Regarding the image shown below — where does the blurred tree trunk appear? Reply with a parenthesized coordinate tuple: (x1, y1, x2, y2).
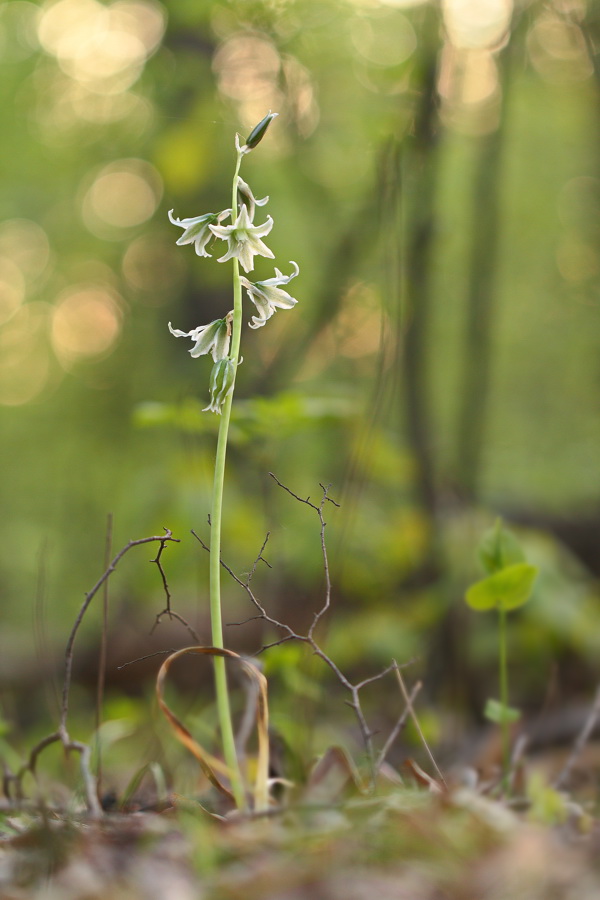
(395, 5, 442, 578)
(252, 188, 379, 396)
(454, 21, 518, 502)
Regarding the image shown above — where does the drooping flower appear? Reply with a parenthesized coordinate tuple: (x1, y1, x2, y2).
(168, 208, 231, 257)
(168, 313, 232, 360)
(240, 262, 300, 329)
(203, 358, 236, 414)
(237, 176, 268, 221)
(209, 205, 274, 273)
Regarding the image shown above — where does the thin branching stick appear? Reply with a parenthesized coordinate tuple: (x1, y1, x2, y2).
(194, 477, 422, 788)
(376, 676, 422, 775)
(394, 663, 446, 789)
(95, 512, 113, 798)
(7, 530, 179, 817)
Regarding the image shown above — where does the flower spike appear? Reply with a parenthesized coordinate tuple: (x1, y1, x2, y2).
(240, 262, 300, 329)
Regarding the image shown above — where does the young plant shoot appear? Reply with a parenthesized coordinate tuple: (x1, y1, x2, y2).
(465, 519, 538, 793)
(168, 113, 299, 811)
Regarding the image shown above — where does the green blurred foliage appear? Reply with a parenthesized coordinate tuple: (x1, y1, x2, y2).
(0, 0, 599, 760)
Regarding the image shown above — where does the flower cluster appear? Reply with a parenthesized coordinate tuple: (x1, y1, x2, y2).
(168, 112, 299, 413)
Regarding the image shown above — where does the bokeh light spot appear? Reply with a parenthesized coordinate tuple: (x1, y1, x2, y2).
(82, 159, 162, 237)
(0, 219, 51, 284)
(51, 285, 122, 364)
(443, 0, 513, 50)
(528, 10, 593, 85)
(37, 0, 165, 95)
(122, 234, 184, 302)
(213, 34, 284, 131)
(0, 259, 26, 326)
(350, 13, 417, 68)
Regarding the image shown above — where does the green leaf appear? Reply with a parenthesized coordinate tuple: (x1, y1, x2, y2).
(478, 518, 525, 575)
(465, 563, 538, 612)
(484, 698, 521, 724)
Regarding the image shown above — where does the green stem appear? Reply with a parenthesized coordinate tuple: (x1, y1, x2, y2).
(498, 606, 510, 793)
(209, 150, 246, 811)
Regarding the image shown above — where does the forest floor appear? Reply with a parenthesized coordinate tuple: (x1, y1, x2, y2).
(2, 758, 600, 900)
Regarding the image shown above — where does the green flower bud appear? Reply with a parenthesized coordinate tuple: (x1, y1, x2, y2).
(203, 358, 236, 414)
(244, 111, 278, 151)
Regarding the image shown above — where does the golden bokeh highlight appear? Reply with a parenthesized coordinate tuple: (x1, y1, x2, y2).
(0, 218, 51, 284)
(443, 0, 512, 50)
(0, 303, 51, 406)
(527, 10, 593, 85)
(122, 234, 184, 301)
(213, 34, 285, 134)
(33, 0, 164, 139)
(37, 0, 165, 95)
(438, 0, 513, 134)
(51, 285, 122, 365)
(0, 259, 26, 326)
(350, 11, 417, 68)
(81, 159, 162, 238)
(213, 32, 319, 143)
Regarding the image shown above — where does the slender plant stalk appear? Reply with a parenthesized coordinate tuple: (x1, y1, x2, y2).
(498, 605, 509, 792)
(209, 149, 246, 811)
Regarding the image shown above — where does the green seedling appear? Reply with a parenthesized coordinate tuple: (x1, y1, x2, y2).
(465, 518, 538, 792)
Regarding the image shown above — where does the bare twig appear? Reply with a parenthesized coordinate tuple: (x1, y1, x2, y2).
(117, 649, 178, 670)
(151, 609, 201, 644)
(376, 678, 422, 774)
(149, 530, 202, 642)
(95, 512, 113, 798)
(394, 663, 446, 789)
(151, 531, 176, 616)
(246, 532, 272, 581)
(9, 530, 179, 817)
(555, 683, 600, 789)
(195, 476, 415, 787)
(61, 530, 178, 736)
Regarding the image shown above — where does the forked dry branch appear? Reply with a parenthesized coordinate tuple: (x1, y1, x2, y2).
(193, 474, 432, 788)
(4, 530, 180, 818)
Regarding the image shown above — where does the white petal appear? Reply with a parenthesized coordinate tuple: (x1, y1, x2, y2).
(168, 322, 192, 338)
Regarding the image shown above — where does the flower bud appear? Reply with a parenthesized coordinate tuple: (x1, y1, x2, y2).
(203, 358, 236, 414)
(244, 111, 278, 151)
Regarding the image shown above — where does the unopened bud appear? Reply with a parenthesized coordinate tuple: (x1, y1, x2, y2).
(203, 358, 236, 414)
(244, 111, 278, 151)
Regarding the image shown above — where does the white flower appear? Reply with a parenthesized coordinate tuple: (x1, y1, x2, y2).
(209, 205, 274, 273)
(168, 313, 232, 360)
(240, 262, 299, 329)
(203, 358, 236, 414)
(237, 176, 268, 221)
(168, 208, 231, 257)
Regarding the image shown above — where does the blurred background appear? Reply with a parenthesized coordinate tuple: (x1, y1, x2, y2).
(1, 0, 599, 782)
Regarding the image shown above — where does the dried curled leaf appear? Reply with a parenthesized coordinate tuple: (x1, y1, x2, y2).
(156, 646, 270, 812)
